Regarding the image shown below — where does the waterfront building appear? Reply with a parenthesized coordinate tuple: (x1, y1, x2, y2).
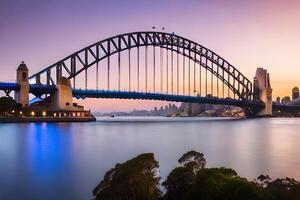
(1, 62, 96, 122)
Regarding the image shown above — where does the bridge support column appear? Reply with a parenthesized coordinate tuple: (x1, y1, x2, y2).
(53, 77, 73, 110)
(253, 68, 273, 116)
(15, 62, 29, 107)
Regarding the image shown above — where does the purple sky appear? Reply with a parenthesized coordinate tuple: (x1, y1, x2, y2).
(1, 0, 300, 111)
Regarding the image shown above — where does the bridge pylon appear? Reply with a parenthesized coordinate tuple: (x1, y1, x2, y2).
(15, 62, 29, 107)
(253, 68, 273, 116)
(53, 77, 74, 110)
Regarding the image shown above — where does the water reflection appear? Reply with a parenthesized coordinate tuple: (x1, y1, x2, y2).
(1, 117, 300, 200)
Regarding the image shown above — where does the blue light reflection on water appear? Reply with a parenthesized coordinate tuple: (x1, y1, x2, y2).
(1, 117, 300, 200)
(0, 123, 78, 200)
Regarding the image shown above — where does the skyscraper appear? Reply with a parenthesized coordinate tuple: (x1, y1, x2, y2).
(292, 87, 299, 100)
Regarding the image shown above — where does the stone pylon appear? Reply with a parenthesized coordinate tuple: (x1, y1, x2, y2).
(253, 68, 273, 116)
(53, 77, 74, 110)
(15, 62, 29, 107)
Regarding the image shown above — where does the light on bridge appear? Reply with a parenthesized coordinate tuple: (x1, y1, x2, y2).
(31, 111, 35, 116)
(42, 111, 47, 117)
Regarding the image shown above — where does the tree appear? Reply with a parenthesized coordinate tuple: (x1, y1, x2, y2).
(178, 150, 206, 173)
(93, 151, 300, 200)
(162, 167, 195, 200)
(0, 96, 19, 116)
(93, 153, 161, 200)
(256, 174, 272, 188)
(262, 177, 300, 200)
(188, 167, 265, 200)
(163, 151, 206, 200)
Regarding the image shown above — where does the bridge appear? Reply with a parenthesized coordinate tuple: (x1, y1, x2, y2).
(0, 31, 297, 117)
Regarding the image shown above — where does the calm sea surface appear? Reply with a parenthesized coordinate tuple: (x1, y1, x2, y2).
(1, 117, 300, 200)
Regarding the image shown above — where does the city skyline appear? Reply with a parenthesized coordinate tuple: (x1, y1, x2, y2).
(1, 0, 300, 111)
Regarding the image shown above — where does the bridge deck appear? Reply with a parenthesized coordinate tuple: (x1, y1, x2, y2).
(3, 82, 300, 113)
(0, 82, 56, 94)
(72, 89, 262, 108)
(0, 82, 19, 90)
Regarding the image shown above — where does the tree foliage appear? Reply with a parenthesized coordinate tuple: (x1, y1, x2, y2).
(178, 150, 206, 173)
(93, 151, 300, 200)
(257, 175, 300, 200)
(0, 96, 20, 116)
(188, 168, 264, 200)
(93, 153, 161, 200)
(162, 167, 195, 200)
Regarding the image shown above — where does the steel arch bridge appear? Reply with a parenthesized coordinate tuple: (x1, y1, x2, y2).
(17, 31, 264, 116)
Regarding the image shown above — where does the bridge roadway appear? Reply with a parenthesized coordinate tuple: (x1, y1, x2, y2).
(72, 89, 263, 108)
(0, 82, 263, 108)
(0, 82, 56, 94)
(73, 91, 300, 117)
(3, 81, 300, 115)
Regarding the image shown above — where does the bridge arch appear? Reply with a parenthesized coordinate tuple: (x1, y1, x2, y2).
(29, 31, 253, 101)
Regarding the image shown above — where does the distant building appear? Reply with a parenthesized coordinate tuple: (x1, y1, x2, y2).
(281, 96, 291, 105)
(292, 87, 299, 100)
(276, 97, 281, 104)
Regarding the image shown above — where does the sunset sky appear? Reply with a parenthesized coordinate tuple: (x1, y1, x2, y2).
(1, 0, 300, 112)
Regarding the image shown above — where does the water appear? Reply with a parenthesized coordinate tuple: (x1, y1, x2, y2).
(1, 117, 300, 200)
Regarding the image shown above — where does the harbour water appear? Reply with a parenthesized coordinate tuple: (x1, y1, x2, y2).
(1, 117, 300, 200)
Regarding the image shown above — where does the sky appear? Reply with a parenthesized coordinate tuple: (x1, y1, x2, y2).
(1, 0, 300, 112)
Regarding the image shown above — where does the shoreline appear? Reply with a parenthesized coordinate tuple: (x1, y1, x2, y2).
(0, 116, 96, 123)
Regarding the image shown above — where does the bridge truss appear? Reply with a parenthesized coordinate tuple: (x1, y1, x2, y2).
(29, 31, 253, 102)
